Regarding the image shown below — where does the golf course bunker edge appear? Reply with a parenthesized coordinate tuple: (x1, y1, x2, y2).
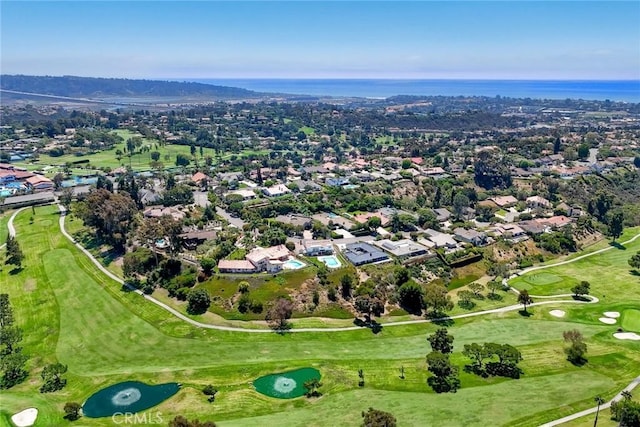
(82, 381, 180, 418)
(253, 367, 321, 399)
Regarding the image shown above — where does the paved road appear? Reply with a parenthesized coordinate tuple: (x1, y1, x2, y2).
(539, 375, 640, 427)
(51, 203, 597, 333)
(215, 206, 246, 228)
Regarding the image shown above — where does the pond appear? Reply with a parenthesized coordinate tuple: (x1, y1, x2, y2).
(83, 381, 180, 418)
(253, 368, 321, 399)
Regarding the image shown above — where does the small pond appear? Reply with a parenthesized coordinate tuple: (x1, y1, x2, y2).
(253, 367, 321, 399)
(83, 381, 180, 418)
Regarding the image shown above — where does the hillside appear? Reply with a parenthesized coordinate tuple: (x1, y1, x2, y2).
(0, 74, 260, 99)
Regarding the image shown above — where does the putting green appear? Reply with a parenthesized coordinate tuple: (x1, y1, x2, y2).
(523, 272, 563, 286)
(82, 381, 180, 418)
(622, 309, 640, 332)
(253, 368, 321, 399)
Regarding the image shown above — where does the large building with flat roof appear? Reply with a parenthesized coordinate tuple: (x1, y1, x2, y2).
(342, 242, 390, 266)
(373, 239, 432, 260)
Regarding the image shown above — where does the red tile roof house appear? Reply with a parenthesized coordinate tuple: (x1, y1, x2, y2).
(25, 175, 54, 191)
(191, 172, 210, 185)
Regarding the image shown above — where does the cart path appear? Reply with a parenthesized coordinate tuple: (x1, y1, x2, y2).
(539, 375, 640, 426)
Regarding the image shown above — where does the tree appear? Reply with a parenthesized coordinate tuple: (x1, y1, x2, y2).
(303, 378, 322, 397)
(186, 289, 211, 315)
(175, 153, 191, 167)
(487, 281, 502, 299)
(457, 290, 475, 310)
(424, 283, 453, 315)
(200, 258, 216, 276)
(563, 329, 587, 365)
(340, 273, 354, 299)
(571, 281, 591, 298)
(0, 294, 14, 328)
(484, 343, 523, 378)
(397, 281, 424, 314)
(0, 352, 28, 389)
(202, 384, 218, 402)
(5, 235, 24, 268)
(59, 187, 74, 211)
(517, 290, 533, 313)
(358, 368, 365, 387)
(95, 175, 113, 192)
(52, 173, 65, 190)
(452, 192, 470, 219)
(366, 216, 382, 230)
(426, 351, 460, 393)
(76, 189, 138, 250)
(40, 363, 68, 393)
(629, 251, 640, 270)
(151, 151, 161, 162)
(265, 298, 293, 332)
(593, 395, 605, 427)
(578, 144, 590, 160)
(474, 149, 512, 190)
(553, 137, 562, 154)
(361, 407, 397, 427)
(462, 343, 490, 372)
(63, 402, 82, 421)
(634, 156, 640, 168)
(607, 209, 624, 241)
(469, 282, 484, 298)
(427, 328, 454, 354)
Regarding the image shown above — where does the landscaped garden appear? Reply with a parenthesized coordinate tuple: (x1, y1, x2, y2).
(1, 206, 639, 426)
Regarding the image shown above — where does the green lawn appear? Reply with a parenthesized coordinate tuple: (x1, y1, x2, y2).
(622, 309, 640, 332)
(1, 208, 639, 426)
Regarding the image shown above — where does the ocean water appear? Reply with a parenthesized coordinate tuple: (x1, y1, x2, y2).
(194, 79, 640, 102)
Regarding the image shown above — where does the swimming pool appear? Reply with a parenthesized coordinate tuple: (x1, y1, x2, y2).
(318, 255, 341, 269)
(283, 258, 306, 270)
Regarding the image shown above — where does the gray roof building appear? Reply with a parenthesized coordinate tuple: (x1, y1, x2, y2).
(342, 242, 390, 266)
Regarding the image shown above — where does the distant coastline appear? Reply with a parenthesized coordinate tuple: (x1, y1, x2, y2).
(190, 78, 640, 102)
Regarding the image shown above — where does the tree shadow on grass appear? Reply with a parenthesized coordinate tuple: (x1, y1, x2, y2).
(518, 310, 533, 317)
(571, 295, 591, 302)
(9, 267, 23, 275)
(630, 270, 640, 277)
(353, 317, 384, 334)
(567, 357, 588, 367)
(609, 241, 626, 250)
(426, 312, 455, 327)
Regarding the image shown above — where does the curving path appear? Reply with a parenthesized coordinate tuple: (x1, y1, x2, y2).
(0, 207, 27, 250)
(539, 375, 640, 427)
(53, 205, 598, 333)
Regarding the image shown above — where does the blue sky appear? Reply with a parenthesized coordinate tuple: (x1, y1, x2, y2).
(1, 1, 639, 80)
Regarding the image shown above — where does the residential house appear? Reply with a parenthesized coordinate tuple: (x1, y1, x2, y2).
(453, 227, 488, 246)
(490, 223, 528, 242)
(246, 245, 291, 273)
(424, 229, 458, 249)
(217, 260, 257, 274)
(526, 196, 552, 209)
(191, 172, 210, 187)
(262, 184, 291, 197)
(490, 195, 518, 208)
(342, 242, 390, 266)
(433, 208, 452, 222)
(373, 239, 432, 260)
(302, 240, 334, 256)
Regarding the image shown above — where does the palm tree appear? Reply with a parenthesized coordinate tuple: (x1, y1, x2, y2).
(593, 395, 605, 427)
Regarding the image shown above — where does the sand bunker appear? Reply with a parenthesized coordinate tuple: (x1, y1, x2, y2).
(11, 408, 38, 427)
(599, 317, 617, 324)
(549, 310, 565, 318)
(613, 332, 640, 341)
(604, 311, 620, 318)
